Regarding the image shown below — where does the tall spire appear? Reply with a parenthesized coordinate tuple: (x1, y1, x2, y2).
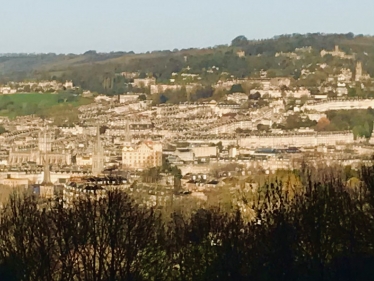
(42, 158, 52, 185)
(40, 124, 54, 199)
(96, 125, 101, 147)
(92, 125, 104, 176)
(41, 123, 52, 185)
(125, 120, 132, 143)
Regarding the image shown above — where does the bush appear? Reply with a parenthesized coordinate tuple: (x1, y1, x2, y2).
(2, 164, 374, 280)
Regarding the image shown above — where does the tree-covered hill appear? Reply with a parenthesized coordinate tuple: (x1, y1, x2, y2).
(1, 33, 373, 95)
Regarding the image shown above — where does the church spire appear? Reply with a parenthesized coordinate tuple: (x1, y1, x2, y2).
(41, 124, 52, 185)
(40, 124, 54, 199)
(92, 125, 104, 176)
(42, 157, 52, 185)
(125, 120, 132, 143)
(96, 125, 101, 147)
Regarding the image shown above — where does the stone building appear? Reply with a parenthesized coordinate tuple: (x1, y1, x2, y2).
(239, 131, 354, 148)
(8, 128, 70, 165)
(320, 45, 355, 60)
(132, 78, 156, 88)
(63, 176, 129, 208)
(191, 146, 218, 159)
(122, 140, 163, 170)
(301, 99, 374, 112)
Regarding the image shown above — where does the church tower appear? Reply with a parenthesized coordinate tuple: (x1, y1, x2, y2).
(92, 126, 104, 176)
(122, 120, 133, 170)
(38, 128, 53, 153)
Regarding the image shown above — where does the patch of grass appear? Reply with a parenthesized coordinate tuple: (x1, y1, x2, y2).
(0, 92, 93, 119)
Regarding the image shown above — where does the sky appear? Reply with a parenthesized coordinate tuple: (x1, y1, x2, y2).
(1, 0, 373, 54)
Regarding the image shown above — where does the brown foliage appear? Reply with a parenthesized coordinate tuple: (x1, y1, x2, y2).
(315, 116, 331, 131)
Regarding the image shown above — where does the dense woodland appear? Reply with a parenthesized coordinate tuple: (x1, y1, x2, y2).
(1, 163, 374, 280)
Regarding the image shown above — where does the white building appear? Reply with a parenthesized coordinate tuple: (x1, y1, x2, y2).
(302, 99, 374, 112)
(150, 84, 195, 95)
(227, 92, 248, 104)
(132, 78, 156, 88)
(336, 86, 348, 96)
(76, 155, 93, 166)
(175, 149, 194, 163)
(239, 131, 354, 148)
(122, 141, 163, 170)
(119, 94, 139, 103)
(191, 146, 218, 158)
(285, 88, 311, 98)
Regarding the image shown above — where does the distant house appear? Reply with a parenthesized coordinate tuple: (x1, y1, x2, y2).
(236, 50, 245, 58)
(119, 94, 139, 103)
(76, 155, 92, 166)
(227, 92, 248, 104)
(132, 78, 156, 88)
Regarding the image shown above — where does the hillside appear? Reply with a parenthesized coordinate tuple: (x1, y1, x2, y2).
(0, 33, 373, 95)
(0, 92, 93, 125)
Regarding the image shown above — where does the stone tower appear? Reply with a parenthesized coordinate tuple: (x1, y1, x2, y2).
(38, 128, 53, 153)
(92, 126, 104, 176)
(355, 61, 363, 82)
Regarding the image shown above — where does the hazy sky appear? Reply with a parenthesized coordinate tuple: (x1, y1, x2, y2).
(1, 0, 373, 54)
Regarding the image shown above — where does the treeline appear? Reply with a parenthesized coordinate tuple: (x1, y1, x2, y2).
(151, 86, 223, 104)
(319, 108, 374, 138)
(278, 108, 374, 139)
(1, 164, 374, 280)
(1, 34, 373, 96)
(232, 33, 363, 56)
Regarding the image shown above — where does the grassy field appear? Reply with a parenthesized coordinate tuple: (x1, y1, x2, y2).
(0, 92, 93, 119)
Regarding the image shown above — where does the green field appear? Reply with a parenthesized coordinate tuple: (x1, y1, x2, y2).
(0, 92, 93, 121)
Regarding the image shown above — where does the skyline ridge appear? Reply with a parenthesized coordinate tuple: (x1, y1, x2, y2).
(0, 32, 372, 56)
